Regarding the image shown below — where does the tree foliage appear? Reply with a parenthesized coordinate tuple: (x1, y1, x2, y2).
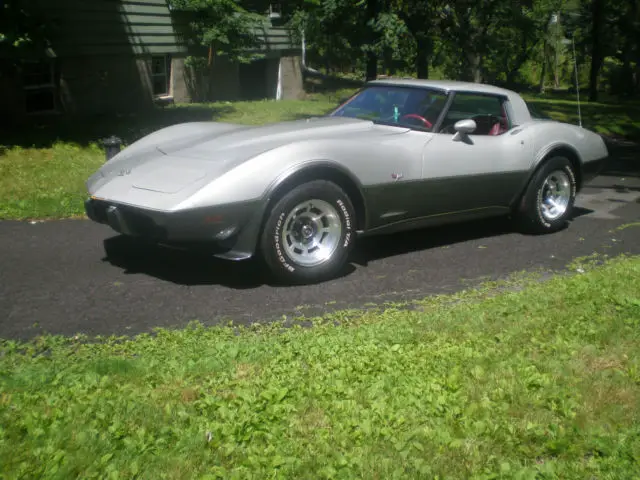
(168, 0, 266, 64)
(0, 0, 51, 56)
(4, 0, 640, 98)
(287, 0, 640, 98)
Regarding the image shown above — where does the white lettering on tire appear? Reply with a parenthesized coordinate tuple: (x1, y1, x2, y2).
(535, 186, 552, 228)
(336, 199, 353, 248)
(274, 212, 295, 272)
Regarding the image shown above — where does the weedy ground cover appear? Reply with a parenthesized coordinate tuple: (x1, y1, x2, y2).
(1, 255, 639, 479)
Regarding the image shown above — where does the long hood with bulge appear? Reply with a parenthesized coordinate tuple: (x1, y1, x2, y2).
(87, 116, 409, 211)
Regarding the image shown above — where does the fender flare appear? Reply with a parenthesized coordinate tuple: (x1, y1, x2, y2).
(511, 142, 584, 209)
(221, 160, 369, 260)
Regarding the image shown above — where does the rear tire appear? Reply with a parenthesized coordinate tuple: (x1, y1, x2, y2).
(260, 180, 356, 284)
(515, 156, 577, 234)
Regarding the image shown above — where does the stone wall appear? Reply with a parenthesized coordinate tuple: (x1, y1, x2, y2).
(172, 55, 303, 103)
(1, 51, 303, 121)
(170, 57, 191, 104)
(279, 55, 304, 100)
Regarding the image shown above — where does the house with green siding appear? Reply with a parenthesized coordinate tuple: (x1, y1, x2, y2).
(0, 0, 303, 119)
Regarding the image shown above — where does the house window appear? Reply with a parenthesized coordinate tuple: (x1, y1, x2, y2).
(269, 3, 282, 18)
(151, 55, 171, 97)
(22, 60, 57, 114)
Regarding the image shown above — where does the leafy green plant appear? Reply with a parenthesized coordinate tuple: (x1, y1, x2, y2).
(1, 256, 640, 478)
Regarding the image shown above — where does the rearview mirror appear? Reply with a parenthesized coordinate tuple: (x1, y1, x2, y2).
(452, 119, 476, 142)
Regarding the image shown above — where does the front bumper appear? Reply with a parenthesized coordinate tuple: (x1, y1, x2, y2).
(85, 197, 260, 253)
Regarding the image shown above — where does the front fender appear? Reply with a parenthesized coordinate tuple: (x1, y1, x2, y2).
(262, 158, 366, 202)
(177, 139, 369, 209)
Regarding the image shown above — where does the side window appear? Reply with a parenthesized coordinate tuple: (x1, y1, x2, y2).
(439, 93, 510, 136)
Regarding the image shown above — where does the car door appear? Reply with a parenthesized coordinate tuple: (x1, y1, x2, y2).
(418, 91, 532, 217)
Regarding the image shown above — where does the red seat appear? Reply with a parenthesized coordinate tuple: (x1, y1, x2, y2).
(488, 122, 502, 136)
(488, 117, 508, 136)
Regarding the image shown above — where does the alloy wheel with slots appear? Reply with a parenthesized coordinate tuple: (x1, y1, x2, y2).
(281, 199, 342, 267)
(538, 170, 572, 222)
(515, 155, 577, 234)
(260, 180, 356, 284)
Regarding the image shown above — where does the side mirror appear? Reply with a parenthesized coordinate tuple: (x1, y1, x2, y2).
(454, 119, 476, 133)
(452, 119, 476, 142)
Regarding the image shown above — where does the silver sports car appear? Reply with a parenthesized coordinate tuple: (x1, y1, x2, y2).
(85, 79, 608, 284)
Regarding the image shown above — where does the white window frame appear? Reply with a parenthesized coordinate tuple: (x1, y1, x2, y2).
(22, 59, 58, 115)
(150, 54, 172, 98)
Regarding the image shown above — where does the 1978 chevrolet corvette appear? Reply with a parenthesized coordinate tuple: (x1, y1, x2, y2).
(85, 79, 609, 284)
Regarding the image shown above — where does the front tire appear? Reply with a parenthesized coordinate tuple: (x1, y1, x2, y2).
(260, 180, 356, 284)
(515, 156, 577, 234)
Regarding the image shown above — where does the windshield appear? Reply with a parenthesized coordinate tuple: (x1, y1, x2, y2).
(330, 85, 450, 132)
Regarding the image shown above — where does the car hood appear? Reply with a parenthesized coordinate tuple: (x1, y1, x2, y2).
(157, 116, 405, 159)
(87, 116, 408, 210)
(95, 116, 406, 182)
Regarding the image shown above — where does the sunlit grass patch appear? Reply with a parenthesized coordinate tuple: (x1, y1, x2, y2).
(1, 255, 640, 478)
(0, 141, 104, 220)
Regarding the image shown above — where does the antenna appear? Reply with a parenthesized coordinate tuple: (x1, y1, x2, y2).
(571, 36, 582, 127)
(562, 35, 582, 127)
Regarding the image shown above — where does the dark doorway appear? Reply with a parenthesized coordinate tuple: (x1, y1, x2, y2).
(239, 59, 268, 100)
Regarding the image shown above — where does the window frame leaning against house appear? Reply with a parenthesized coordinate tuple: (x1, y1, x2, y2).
(21, 58, 59, 115)
(150, 53, 173, 99)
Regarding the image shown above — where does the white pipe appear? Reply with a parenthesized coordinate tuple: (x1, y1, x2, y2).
(276, 59, 283, 100)
(301, 28, 321, 75)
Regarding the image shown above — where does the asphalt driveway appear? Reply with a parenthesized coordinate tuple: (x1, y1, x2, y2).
(2, 142, 639, 340)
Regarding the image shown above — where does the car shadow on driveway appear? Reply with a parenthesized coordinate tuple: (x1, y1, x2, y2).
(102, 236, 268, 289)
(101, 208, 593, 288)
(102, 235, 358, 288)
(349, 208, 592, 267)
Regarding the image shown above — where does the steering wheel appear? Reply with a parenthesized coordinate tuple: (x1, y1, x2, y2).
(400, 114, 432, 128)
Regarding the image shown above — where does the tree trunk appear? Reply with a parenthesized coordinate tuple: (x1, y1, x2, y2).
(539, 40, 548, 93)
(366, 52, 377, 81)
(588, 0, 605, 102)
(415, 36, 430, 79)
(622, 0, 638, 96)
(467, 52, 482, 83)
(622, 48, 634, 96)
(506, 33, 537, 87)
(383, 48, 396, 76)
(365, 0, 379, 81)
(206, 44, 215, 102)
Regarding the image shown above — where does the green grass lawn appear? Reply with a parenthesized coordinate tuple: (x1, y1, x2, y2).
(0, 92, 345, 220)
(524, 92, 640, 140)
(1, 255, 640, 478)
(0, 143, 105, 220)
(0, 86, 637, 220)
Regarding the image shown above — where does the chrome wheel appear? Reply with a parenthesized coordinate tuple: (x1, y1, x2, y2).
(282, 199, 342, 267)
(538, 170, 571, 221)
